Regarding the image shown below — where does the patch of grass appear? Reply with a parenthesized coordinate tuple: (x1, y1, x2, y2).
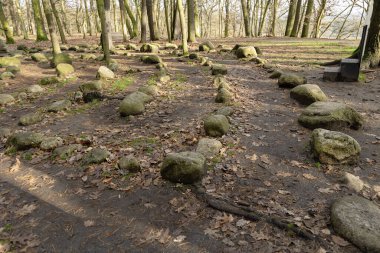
(21, 151, 33, 161)
(0, 108, 5, 113)
(111, 75, 134, 92)
(147, 75, 158, 86)
(69, 99, 101, 114)
(173, 73, 188, 84)
(2, 224, 12, 232)
(5, 146, 17, 156)
(358, 72, 366, 83)
(315, 162, 321, 169)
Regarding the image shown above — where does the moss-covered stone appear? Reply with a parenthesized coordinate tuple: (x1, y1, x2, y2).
(189, 53, 198, 59)
(40, 137, 64, 151)
(19, 112, 44, 126)
(236, 46, 257, 58)
(311, 128, 361, 165)
(269, 69, 284, 79)
(5, 65, 20, 74)
(141, 55, 162, 64)
(82, 148, 110, 165)
(215, 88, 233, 103)
(204, 115, 230, 137)
(31, 53, 48, 62)
(215, 106, 234, 116)
(165, 43, 178, 49)
(126, 43, 138, 50)
(47, 100, 71, 112)
(40, 76, 59, 85)
(119, 92, 151, 117)
(0, 72, 15, 80)
(138, 85, 159, 96)
(80, 53, 97, 60)
(211, 64, 227, 75)
(196, 138, 222, 158)
(96, 66, 115, 79)
(27, 85, 44, 93)
(118, 155, 141, 172)
(140, 44, 159, 53)
(199, 41, 215, 52)
(53, 144, 81, 159)
(298, 102, 363, 130)
(290, 84, 328, 105)
(161, 151, 206, 184)
(278, 73, 307, 88)
(51, 53, 72, 67)
(56, 63, 75, 78)
(0, 94, 15, 106)
(80, 81, 103, 103)
(6, 132, 44, 151)
(0, 57, 21, 67)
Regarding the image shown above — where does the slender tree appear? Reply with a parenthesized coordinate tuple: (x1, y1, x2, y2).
(32, 0, 48, 41)
(271, 0, 278, 36)
(301, 0, 313, 37)
(313, 0, 326, 38)
(164, 0, 171, 41)
(0, 2, 15, 43)
(290, 0, 302, 37)
(187, 0, 196, 42)
(240, 0, 250, 37)
(97, 0, 111, 66)
(362, 0, 380, 68)
(177, 0, 188, 55)
(147, 0, 158, 40)
(224, 0, 230, 37)
(141, 0, 148, 42)
(41, 0, 61, 55)
(285, 0, 297, 36)
(124, 0, 138, 38)
(50, 0, 67, 43)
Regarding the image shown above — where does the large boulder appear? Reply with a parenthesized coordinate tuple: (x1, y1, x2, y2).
(236, 46, 257, 59)
(96, 66, 115, 79)
(278, 73, 307, 88)
(19, 112, 44, 126)
(310, 128, 361, 165)
(0, 94, 15, 106)
(6, 132, 44, 151)
(82, 148, 110, 165)
(161, 152, 206, 184)
(56, 63, 75, 78)
(331, 196, 380, 252)
(0, 57, 21, 67)
(47, 99, 71, 112)
(204, 115, 230, 137)
(298, 102, 363, 130)
(31, 53, 48, 62)
(141, 55, 162, 64)
(196, 138, 222, 158)
(51, 53, 72, 67)
(140, 44, 159, 53)
(211, 64, 227, 75)
(290, 84, 328, 105)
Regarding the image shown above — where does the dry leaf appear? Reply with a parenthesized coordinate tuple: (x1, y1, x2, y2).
(277, 172, 292, 177)
(278, 190, 291, 195)
(84, 220, 95, 227)
(303, 173, 316, 180)
(15, 203, 38, 217)
(173, 235, 186, 243)
(318, 188, 333, 194)
(332, 235, 350, 246)
(260, 154, 272, 165)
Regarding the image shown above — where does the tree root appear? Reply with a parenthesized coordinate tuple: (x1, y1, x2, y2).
(193, 185, 329, 247)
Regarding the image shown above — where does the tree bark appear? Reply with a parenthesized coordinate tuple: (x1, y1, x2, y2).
(41, 0, 61, 55)
(177, 0, 188, 55)
(141, 0, 148, 43)
(187, 0, 196, 42)
(194, 0, 200, 37)
(285, 0, 296, 36)
(258, 0, 271, 36)
(97, 0, 111, 66)
(146, 0, 158, 40)
(362, 0, 380, 68)
(118, 0, 129, 41)
(32, 0, 48, 41)
(290, 0, 302, 37)
(313, 0, 326, 38)
(0, 2, 15, 44)
(164, 0, 171, 41)
(50, 0, 67, 43)
(124, 0, 138, 38)
(240, 0, 250, 37)
(224, 0, 230, 37)
(301, 0, 313, 37)
(83, 0, 93, 36)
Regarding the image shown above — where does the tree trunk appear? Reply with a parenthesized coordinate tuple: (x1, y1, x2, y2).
(258, 0, 271, 36)
(83, 0, 93, 35)
(50, 0, 67, 43)
(224, 0, 230, 37)
(118, 0, 129, 41)
(301, 0, 313, 37)
(285, 0, 297, 36)
(177, 0, 188, 55)
(313, 0, 326, 38)
(0, 2, 15, 44)
(41, 0, 61, 55)
(187, 0, 196, 42)
(60, 0, 72, 36)
(164, 0, 171, 41)
(240, 0, 250, 37)
(270, 0, 278, 36)
(362, 0, 380, 68)
(290, 0, 302, 37)
(141, 0, 148, 43)
(32, 0, 48, 41)
(170, 0, 177, 40)
(146, 0, 158, 40)
(97, 0, 111, 66)
(15, 0, 29, 39)
(194, 0, 200, 37)
(336, 0, 356, 39)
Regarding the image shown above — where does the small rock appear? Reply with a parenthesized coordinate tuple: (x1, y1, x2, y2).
(80, 53, 97, 60)
(211, 64, 227, 75)
(140, 44, 159, 53)
(189, 53, 198, 59)
(215, 106, 234, 116)
(290, 84, 328, 105)
(6, 132, 44, 151)
(269, 69, 284, 79)
(53, 144, 82, 159)
(236, 46, 257, 58)
(204, 115, 230, 137)
(161, 151, 206, 184)
(27, 85, 44, 93)
(40, 76, 59, 85)
(0, 128, 11, 138)
(96, 66, 115, 79)
(138, 85, 159, 96)
(196, 138, 222, 158)
(56, 63, 75, 78)
(51, 53, 72, 67)
(80, 81, 103, 103)
(82, 148, 110, 165)
(5, 65, 20, 74)
(48, 99, 71, 112)
(118, 155, 141, 173)
(31, 53, 48, 62)
(165, 43, 178, 49)
(278, 73, 307, 88)
(199, 41, 215, 51)
(126, 43, 138, 50)
(141, 55, 162, 64)
(40, 137, 64, 151)
(215, 88, 233, 103)
(341, 172, 364, 192)
(19, 112, 44, 126)
(0, 72, 15, 80)
(0, 57, 21, 68)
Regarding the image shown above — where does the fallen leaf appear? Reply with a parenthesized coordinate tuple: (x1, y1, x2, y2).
(303, 173, 316, 180)
(318, 188, 333, 194)
(332, 235, 350, 246)
(173, 235, 186, 243)
(15, 204, 38, 217)
(276, 172, 292, 177)
(84, 220, 95, 227)
(260, 154, 272, 165)
(278, 190, 291, 195)
(236, 219, 250, 227)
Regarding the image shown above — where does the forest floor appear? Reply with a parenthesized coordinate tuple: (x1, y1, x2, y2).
(0, 36, 379, 253)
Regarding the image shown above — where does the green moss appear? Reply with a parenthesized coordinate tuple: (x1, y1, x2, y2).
(358, 73, 366, 83)
(147, 75, 157, 86)
(68, 100, 100, 114)
(111, 75, 134, 92)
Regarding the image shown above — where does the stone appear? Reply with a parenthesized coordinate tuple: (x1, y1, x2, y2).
(278, 73, 307, 88)
(159, 75, 170, 84)
(269, 69, 284, 79)
(0, 57, 21, 67)
(51, 53, 72, 67)
(109, 62, 119, 72)
(211, 64, 227, 75)
(196, 138, 222, 158)
(236, 46, 257, 58)
(48, 100, 71, 112)
(0, 128, 11, 138)
(0, 94, 15, 106)
(6, 132, 44, 151)
(80, 81, 103, 103)
(118, 155, 141, 173)
(250, 57, 267, 65)
(17, 44, 28, 51)
(215, 88, 233, 103)
(290, 84, 328, 105)
(141, 55, 162, 64)
(40, 137, 64, 151)
(189, 53, 198, 59)
(60, 45, 69, 51)
(161, 151, 206, 184)
(82, 148, 110, 165)
(199, 41, 215, 51)
(298, 102, 363, 130)
(127, 91, 153, 104)
(27, 85, 44, 93)
(53, 144, 82, 159)
(19, 112, 44, 126)
(119, 97, 145, 116)
(218, 82, 230, 91)
(140, 44, 159, 53)
(6, 65, 20, 74)
(341, 172, 364, 192)
(165, 43, 178, 49)
(0, 72, 15, 80)
(17, 92, 27, 100)
(213, 76, 227, 88)
(215, 106, 233, 116)
(96, 66, 115, 79)
(40, 76, 59, 85)
(204, 115, 230, 137)
(126, 43, 138, 50)
(80, 53, 97, 60)
(31, 53, 48, 62)
(331, 196, 380, 252)
(310, 128, 361, 165)
(138, 85, 159, 96)
(56, 63, 75, 78)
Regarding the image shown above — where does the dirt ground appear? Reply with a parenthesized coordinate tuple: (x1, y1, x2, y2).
(0, 36, 379, 253)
